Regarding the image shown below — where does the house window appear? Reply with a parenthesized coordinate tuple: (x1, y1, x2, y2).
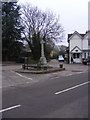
(84, 53, 86, 59)
(88, 52, 89, 57)
(73, 53, 75, 58)
(88, 40, 90, 46)
(77, 53, 79, 58)
(76, 50, 78, 52)
(73, 53, 79, 58)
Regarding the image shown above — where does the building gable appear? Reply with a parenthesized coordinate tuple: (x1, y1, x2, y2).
(68, 31, 83, 41)
(71, 46, 82, 53)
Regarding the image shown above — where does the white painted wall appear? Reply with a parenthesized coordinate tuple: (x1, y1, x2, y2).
(71, 47, 82, 53)
(70, 34, 82, 52)
(83, 36, 88, 50)
(88, 1, 90, 30)
(69, 31, 90, 63)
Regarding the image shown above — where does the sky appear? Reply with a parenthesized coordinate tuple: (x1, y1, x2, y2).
(18, 0, 89, 46)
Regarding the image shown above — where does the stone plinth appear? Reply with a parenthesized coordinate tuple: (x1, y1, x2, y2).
(40, 56, 47, 65)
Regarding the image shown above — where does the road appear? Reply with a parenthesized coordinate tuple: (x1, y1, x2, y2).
(1, 70, 88, 118)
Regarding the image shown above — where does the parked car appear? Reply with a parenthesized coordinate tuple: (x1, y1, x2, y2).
(82, 58, 90, 65)
(58, 55, 64, 62)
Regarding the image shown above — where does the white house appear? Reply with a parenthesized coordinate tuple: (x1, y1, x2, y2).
(68, 30, 90, 63)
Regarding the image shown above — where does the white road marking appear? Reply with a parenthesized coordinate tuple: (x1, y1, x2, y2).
(65, 74, 73, 76)
(50, 71, 87, 79)
(11, 71, 33, 80)
(76, 71, 88, 74)
(65, 71, 88, 77)
(51, 77, 59, 79)
(55, 81, 90, 95)
(0, 105, 21, 113)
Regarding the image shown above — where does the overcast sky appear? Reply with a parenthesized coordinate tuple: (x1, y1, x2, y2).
(18, 0, 89, 46)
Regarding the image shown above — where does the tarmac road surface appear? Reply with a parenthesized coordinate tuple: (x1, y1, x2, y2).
(2, 71, 88, 118)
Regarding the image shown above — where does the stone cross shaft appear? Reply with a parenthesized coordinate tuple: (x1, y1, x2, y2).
(40, 39, 47, 65)
(40, 40, 45, 57)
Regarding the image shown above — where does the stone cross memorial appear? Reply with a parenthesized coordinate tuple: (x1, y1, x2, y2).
(40, 39, 47, 65)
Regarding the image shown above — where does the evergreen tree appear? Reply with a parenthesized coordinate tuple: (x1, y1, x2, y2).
(31, 32, 41, 61)
(2, 2, 24, 61)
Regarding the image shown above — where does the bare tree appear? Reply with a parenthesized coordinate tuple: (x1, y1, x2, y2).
(20, 4, 64, 60)
(20, 4, 64, 44)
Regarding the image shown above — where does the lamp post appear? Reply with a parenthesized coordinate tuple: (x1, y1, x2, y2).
(40, 39, 47, 65)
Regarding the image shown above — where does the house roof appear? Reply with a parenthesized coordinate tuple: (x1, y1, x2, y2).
(68, 30, 90, 42)
(80, 34, 85, 37)
(68, 31, 85, 42)
(68, 34, 73, 39)
(68, 33, 85, 39)
(83, 30, 90, 38)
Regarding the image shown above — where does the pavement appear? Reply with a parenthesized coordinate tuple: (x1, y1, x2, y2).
(2, 59, 88, 88)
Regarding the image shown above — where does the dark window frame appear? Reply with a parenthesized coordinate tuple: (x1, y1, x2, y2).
(88, 40, 90, 46)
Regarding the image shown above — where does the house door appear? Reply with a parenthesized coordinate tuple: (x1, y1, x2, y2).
(73, 53, 81, 63)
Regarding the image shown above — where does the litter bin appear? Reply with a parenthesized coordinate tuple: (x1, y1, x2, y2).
(24, 57, 28, 69)
(59, 63, 63, 68)
(24, 57, 28, 64)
